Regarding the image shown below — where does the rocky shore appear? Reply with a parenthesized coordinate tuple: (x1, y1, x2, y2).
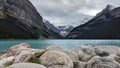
(0, 43, 120, 68)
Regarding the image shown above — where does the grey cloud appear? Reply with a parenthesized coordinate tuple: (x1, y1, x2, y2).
(30, 0, 120, 26)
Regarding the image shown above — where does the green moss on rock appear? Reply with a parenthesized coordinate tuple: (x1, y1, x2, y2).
(4, 61, 13, 67)
(115, 57, 120, 64)
(97, 52, 109, 57)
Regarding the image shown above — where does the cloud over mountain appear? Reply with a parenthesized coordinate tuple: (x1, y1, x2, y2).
(30, 0, 120, 26)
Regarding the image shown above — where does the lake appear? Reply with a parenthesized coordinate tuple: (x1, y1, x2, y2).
(0, 40, 120, 51)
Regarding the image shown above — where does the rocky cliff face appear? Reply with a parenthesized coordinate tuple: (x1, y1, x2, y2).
(44, 20, 60, 34)
(44, 20, 63, 39)
(0, 0, 53, 39)
(66, 5, 120, 39)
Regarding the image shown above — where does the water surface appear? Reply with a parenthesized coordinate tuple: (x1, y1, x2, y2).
(0, 40, 120, 51)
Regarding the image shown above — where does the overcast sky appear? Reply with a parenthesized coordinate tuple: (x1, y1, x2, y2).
(30, 0, 120, 26)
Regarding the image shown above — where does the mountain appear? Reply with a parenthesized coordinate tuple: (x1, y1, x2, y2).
(57, 26, 74, 37)
(66, 5, 120, 39)
(44, 20, 60, 34)
(44, 20, 63, 39)
(0, 0, 53, 39)
(57, 26, 74, 33)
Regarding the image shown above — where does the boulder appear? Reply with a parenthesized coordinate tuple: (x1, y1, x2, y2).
(39, 50, 73, 68)
(46, 46, 79, 61)
(13, 48, 45, 63)
(46, 45, 63, 51)
(94, 46, 120, 56)
(72, 45, 95, 61)
(0, 65, 5, 68)
(8, 63, 46, 68)
(7, 43, 30, 57)
(86, 56, 120, 68)
(63, 51, 79, 62)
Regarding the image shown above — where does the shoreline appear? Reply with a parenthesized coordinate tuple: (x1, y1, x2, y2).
(0, 43, 120, 68)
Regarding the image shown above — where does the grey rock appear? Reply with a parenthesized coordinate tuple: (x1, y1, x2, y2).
(94, 46, 120, 55)
(72, 45, 95, 62)
(0, 56, 14, 67)
(39, 50, 73, 68)
(74, 61, 87, 68)
(46, 45, 64, 51)
(47, 47, 79, 61)
(8, 63, 46, 68)
(86, 56, 120, 68)
(0, 65, 5, 68)
(13, 48, 45, 63)
(7, 43, 30, 57)
(63, 51, 79, 62)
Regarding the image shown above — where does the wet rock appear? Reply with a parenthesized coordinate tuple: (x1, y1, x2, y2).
(39, 50, 73, 68)
(72, 45, 95, 61)
(86, 56, 120, 68)
(8, 63, 46, 68)
(7, 43, 30, 57)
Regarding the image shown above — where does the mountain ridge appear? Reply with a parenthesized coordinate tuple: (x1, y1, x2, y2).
(0, 0, 53, 39)
(66, 5, 120, 39)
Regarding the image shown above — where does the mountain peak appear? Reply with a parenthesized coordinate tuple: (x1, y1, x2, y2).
(105, 4, 116, 11)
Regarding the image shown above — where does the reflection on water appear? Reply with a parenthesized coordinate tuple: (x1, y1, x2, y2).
(0, 40, 120, 51)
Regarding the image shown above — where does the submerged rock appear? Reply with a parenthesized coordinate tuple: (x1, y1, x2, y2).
(39, 50, 73, 68)
(8, 63, 46, 68)
(7, 43, 30, 57)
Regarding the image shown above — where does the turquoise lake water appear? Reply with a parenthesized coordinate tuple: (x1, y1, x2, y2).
(0, 40, 120, 51)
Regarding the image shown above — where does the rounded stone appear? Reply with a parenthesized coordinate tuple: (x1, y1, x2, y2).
(39, 50, 73, 68)
(46, 45, 63, 51)
(0, 65, 5, 68)
(7, 43, 30, 57)
(13, 49, 45, 63)
(87, 56, 120, 68)
(72, 45, 95, 61)
(8, 63, 46, 68)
